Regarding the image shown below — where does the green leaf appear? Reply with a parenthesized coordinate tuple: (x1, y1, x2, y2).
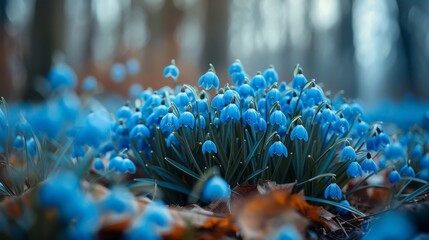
(164, 157, 200, 180)
(305, 196, 366, 217)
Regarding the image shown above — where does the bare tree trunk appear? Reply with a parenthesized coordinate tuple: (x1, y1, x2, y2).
(201, 0, 230, 72)
(24, 0, 65, 101)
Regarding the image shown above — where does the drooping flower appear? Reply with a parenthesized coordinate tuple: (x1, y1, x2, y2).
(160, 108, 179, 134)
(166, 133, 180, 148)
(356, 120, 369, 136)
(269, 105, 287, 126)
(120, 158, 137, 174)
(410, 144, 424, 160)
(201, 176, 231, 202)
(262, 66, 279, 86)
(163, 60, 180, 79)
(389, 169, 401, 184)
(291, 67, 307, 91)
(339, 142, 356, 161)
(228, 60, 243, 76)
(249, 72, 267, 94)
(269, 135, 288, 157)
(176, 88, 190, 108)
(336, 199, 351, 215)
(179, 111, 195, 129)
(347, 159, 363, 178)
(202, 140, 217, 154)
(212, 89, 225, 110)
(108, 156, 124, 173)
(400, 161, 415, 178)
(81, 76, 97, 92)
(126, 58, 140, 76)
(116, 103, 133, 120)
(94, 157, 105, 171)
(321, 108, 336, 124)
(220, 100, 240, 123)
(237, 80, 255, 99)
(420, 155, 429, 169)
(242, 103, 259, 127)
(198, 69, 220, 90)
(266, 83, 282, 108)
(13, 135, 24, 150)
(363, 211, 416, 240)
(129, 122, 150, 140)
(334, 116, 350, 134)
(270, 225, 301, 240)
(290, 124, 308, 142)
(110, 63, 127, 82)
(324, 182, 342, 200)
(361, 152, 378, 174)
(47, 63, 77, 89)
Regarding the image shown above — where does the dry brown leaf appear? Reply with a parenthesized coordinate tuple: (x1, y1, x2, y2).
(233, 189, 309, 239)
(231, 182, 258, 201)
(257, 179, 297, 194)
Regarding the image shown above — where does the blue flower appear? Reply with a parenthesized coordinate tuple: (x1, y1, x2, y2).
(71, 144, 86, 158)
(163, 61, 180, 79)
(339, 144, 356, 162)
(202, 140, 217, 154)
(290, 124, 308, 142)
(166, 133, 180, 148)
(363, 211, 416, 240)
(198, 70, 220, 90)
(108, 156, 124, 172)
(389, 169, 401, 184)
(266, 84, 282, 108)
(336, 200, 351, 215)
(223, 88, 239, 104)
(400, 162, 415, 178)
(334, 117, 350, 134)
(201, 176, 231, 202)
(120, 158, 136, 174)
(304, 87, 324, 106)
(94, 158, 104, 171)
(81, 76, 97, 92)
(321, 108, 336, 124)
(13, 136, 24, 150)
(26, 137, 37, 157)
(262, 66, 279, 86)
(195, 115, 206, 129)
(383, 143, 406, 161)
(291, 68, 307, 91)
(116, 104, 133, 120)
(420, 155, 429, 169)
(270, 225, 301, 240)
(237, 81, 255, 99)
(347, 160, 363, 178)
(220, 101, 240, 123)
(176, 88, 190, 108)
(356, 120, 369, 136)
(361, 152, 378, 174)
(125, 201, 172, 240)
(269, 135, 288, 157)
(257, 118, 267, 132)
(242, 104, 259, 127)
(101, 187, 136, 214)
(228, 60, 243, 75)
(324, 182, 342, 200)
(110, 63, 127, 82)
(232, 71, 246, 86)
(126, 58, 140, 75)
(212, 90, 225, 110)
(160, 109, 179, 134)
(249, 72, 267, 94)
(129, 123, 150, 140)
(410, 145, 423, 160)
(47, 63, 77, 89)
(179, 111, 195, 128)
(269, 105, 287, 126)
(129, 83, 143, 99)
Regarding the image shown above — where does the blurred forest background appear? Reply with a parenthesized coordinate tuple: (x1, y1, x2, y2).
(0, 0, 428, 106)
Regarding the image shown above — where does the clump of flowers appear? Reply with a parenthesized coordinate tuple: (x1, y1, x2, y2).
(0, 60, 428, 239)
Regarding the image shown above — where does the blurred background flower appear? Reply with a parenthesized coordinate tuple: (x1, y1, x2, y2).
(0, 0, 428, 109)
